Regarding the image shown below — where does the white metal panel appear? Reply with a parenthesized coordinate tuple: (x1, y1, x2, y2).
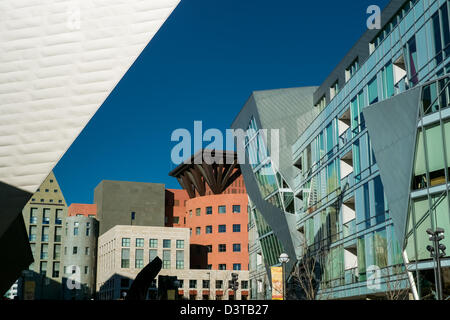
(0, 0, 180, 193)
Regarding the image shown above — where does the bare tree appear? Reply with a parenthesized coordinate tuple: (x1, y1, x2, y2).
(383, 264, 411, 300)
(288, 240, 325, 300)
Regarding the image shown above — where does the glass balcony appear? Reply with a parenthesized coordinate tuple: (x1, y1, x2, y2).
(341, 172, 354, 190)
(339, 128, 352, 149)
(394, 76, 409, 95)
(344, 267, 359, 285)
(343, 219, 356, 238)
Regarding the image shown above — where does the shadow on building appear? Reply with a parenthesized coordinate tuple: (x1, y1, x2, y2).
(0, 182, 33, 296)
(189, 245, 208, 269)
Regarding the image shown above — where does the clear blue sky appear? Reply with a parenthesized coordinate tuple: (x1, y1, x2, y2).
(54, 0, 390, 205)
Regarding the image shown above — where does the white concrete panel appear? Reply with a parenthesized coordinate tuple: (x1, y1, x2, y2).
(0, 0, 180, 193)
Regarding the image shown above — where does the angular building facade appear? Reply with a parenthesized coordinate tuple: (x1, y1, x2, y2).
(233, 0, 450, 300)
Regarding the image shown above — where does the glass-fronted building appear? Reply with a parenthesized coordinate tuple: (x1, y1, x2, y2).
(233, 0, 450, 299)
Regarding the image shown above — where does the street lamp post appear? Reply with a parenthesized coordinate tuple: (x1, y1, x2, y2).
(279, 253, 289, 300)
(426, 228, 446, 300)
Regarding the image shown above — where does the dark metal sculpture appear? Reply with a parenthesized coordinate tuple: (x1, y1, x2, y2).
(169, 150, 241, 198)
(125, 257, 162, 300)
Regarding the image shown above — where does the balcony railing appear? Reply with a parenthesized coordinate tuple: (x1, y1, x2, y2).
(343, 219, 356, 238)
(344, 267, 359, 285)
(341, 172, 354, 190)
(394, 76, 409, 95)
(339, 128, 352, 149)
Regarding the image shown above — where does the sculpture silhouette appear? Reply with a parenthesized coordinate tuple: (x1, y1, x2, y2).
(125, 256, 162, 300)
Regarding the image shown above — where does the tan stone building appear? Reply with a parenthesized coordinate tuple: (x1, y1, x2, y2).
(97, 225, 249, 300)
(20, 171, 67, 299)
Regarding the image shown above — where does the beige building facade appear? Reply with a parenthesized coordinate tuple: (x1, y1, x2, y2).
(97, 225, 249, 300)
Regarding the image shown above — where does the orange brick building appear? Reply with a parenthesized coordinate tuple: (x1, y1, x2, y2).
(169, 150, 249, 272)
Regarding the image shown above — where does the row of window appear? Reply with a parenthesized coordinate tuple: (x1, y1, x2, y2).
(63, 265, 90, 276)
(193, 224, 241, 235)
(68, 221, 92, 237)
(29, 226, 62, 242)
(65, 246, 91, 256)
(121, 238, 184, 249)
(120, 249, 185, 270)
(29, 208, 63, 225)
(189, 205, 241, 217)
(208, 243, 242, 253)
(31, 198, 63, 203)
(172, 279, 248, 290)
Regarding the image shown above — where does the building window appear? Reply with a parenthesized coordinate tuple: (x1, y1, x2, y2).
(29, 225, 36, 242)
(85, 247, 90, 255)
(232, 224, 241, 232)
(189, 280, 197, 289)
(218, 205, 226, 214)
(42, 208, 50, 224)
(207, 264, 212, 270)
(176, 250, 184, 269)
(196, 227, 201, 235)
(122, 238, 130, 247)
(40, 262, 47, 276)
(53, 244, 61, 259)
(232, 205, 241, 213)
(330, 81, 339, 100)
(176, 240, 184, 249)
(73, 226, 79, 236)
(196, 208, 201, 216)
(84, 266, 89, 275)
(202, 280, 210, 289)
(136, 238, 144, 247)
(216, 280, 223, 289)
(55, 209, 63, 225)
(149, 249, 158, 263)
(206, 207, 212, 215)
(149, 239, 158, 248)
(73, 246, 78, 255)
(189, 210, 192, 217)
(206, 226, 212, 234)
(54, 227, 62, 242)
(218, 225, 226, 233)
(40, 244, 48, 259)
(173, 216, 180, 224)
(163, 239, 171, 248)
(206, 245, 212, 253)
(121, 248, 130, 268)
(233, 264, 242, 271)
(42, 226, 49, 242)
(163, 250, 171, 269)
(30, 208, 37, 224)
(218, 264, 226, 270)
(345, 58, 359, 82)
(135, 249, 144, 268)
(218, 244, 226, 252)
(86, 222, 91, 236)
(233, 244, 241, 252)
(241, 281, 248, 289)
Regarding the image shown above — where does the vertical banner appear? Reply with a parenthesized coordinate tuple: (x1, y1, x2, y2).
(271, 266, 283, 300)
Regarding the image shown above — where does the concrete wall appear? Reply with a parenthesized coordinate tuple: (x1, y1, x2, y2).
(94, 180, 165, 235)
